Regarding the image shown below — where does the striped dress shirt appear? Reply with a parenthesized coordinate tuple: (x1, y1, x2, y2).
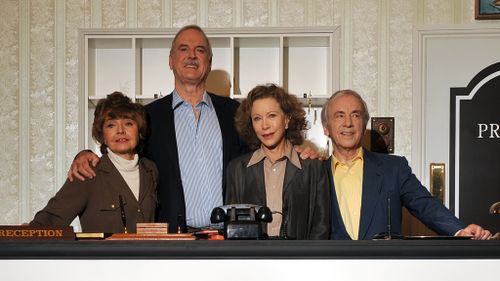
(173, 91, 223, 228)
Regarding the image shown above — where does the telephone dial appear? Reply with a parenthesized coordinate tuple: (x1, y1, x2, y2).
(210, 204, 273, 240)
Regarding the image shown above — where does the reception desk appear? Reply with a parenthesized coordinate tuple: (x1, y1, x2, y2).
(2, 240, 500, 280)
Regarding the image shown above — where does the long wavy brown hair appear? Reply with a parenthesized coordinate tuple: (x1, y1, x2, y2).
(235, 84, 308, 150)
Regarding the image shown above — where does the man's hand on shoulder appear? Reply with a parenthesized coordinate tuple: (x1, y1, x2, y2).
(457, 224, 492, 240)
(67, 150, 100, 182)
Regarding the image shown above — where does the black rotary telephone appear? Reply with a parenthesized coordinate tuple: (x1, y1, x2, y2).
(210, 204, 273, 240)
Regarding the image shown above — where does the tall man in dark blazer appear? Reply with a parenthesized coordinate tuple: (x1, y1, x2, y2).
(70, 25, 246, 232)
(141, 25, 249, 232)
(321, 89, 491, 240)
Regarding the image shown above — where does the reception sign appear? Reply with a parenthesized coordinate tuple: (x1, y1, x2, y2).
(450, 62, 500, 233)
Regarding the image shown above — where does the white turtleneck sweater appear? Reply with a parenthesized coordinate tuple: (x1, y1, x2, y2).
(107, 148, 140, 201)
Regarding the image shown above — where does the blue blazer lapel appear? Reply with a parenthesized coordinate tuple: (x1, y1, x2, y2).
(326, 157, 351, 239)
(145, 93, 181, 182)
(358, 149, 384, 240)
(210, 93, 229, 167)
(164, 94, 180, 174)
(209, 93, 243, 199)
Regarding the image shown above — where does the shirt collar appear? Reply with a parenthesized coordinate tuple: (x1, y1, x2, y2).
(332, 147, 363, 171)
(247, 140, 302, 169)
(172, 90, 213, 110)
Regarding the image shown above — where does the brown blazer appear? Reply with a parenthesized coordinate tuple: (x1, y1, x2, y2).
(225, 152, 330, 239)
(30, 154, 158, 233)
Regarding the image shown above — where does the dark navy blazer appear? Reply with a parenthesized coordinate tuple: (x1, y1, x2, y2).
(327, 149, 464, 240)
(144, 92, 247, 232)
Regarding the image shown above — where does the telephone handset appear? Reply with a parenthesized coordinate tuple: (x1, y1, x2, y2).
(210, 204, 273, 240)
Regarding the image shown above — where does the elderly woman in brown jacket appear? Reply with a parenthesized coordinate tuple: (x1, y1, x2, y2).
(30, 92, 158, 233)
(226, 84, 330, 239)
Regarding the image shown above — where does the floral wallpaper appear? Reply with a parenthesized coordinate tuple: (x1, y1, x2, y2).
(208, 0, 233, 27)
(0, 0, 483, 224)
(29, 0, 55, 214)
(0, 0, 20, 223)
(424, 0, 454, 25)
(65, 0, 90, 175)
(172, 0, 197, 27)
(314, 0, 335, 26)
(278, 0, 306, 26)
(351, 0, 378, 117)
(243, 0, 270, 26)
(138, 0, 162, 28)
(102, 0, 127, 28)
(388, 0, 414, 159)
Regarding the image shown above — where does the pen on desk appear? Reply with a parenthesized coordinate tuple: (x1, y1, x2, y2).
(118, 195, 128, 233)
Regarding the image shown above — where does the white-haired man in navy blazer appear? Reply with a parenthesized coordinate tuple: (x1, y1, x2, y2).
(321, 89, 491, 240)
